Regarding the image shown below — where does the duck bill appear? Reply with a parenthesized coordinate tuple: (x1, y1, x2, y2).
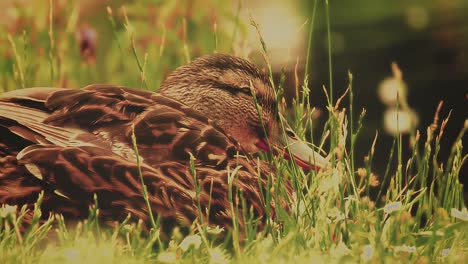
(256, 132, 329, 171)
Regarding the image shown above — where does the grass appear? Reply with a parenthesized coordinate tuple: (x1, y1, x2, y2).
(1, 1, 467, 263)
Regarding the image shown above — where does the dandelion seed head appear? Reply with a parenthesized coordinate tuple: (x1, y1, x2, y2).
(378, 77, 407, 106)
(384, 108, 418, 135)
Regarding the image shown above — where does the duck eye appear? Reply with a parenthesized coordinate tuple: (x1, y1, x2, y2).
(285, 129, 297, 139)
(239, 86, 252, 96)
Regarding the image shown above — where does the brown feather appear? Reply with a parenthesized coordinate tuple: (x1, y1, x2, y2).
(0, 54, 297, 235)
(0, 84, 291, 233)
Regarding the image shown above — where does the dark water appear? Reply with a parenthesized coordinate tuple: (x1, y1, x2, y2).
(294, 0, 467, 198)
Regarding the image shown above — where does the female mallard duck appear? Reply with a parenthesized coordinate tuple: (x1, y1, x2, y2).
(0, 54, 327, 231)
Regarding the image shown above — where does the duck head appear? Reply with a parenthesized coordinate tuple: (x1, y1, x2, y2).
(158, 53, 328, 170)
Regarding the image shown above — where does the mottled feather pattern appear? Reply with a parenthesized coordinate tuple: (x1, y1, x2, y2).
(0, 84, 291, 232)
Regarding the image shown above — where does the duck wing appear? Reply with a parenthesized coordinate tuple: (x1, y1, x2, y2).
(2, 84, 238, 166)
(0, 85, 287, 230)
(13, 143, 275, 230)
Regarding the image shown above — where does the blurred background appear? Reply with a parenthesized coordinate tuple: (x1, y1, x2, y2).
(246, 0, 468, 195)
(0, 0, 467, 191)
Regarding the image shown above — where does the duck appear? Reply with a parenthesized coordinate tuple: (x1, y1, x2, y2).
(0, 53, 328, 232)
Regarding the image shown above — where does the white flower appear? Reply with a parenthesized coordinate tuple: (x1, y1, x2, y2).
(179, 235, 202, 251)
(157, 252, 177, 263)
(451, 208, 468, 221)
(0, 204, 17, 218)
(361, 244, 374, 261)
(207, 225, 224, 235)
(383, 201, 402, 214)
